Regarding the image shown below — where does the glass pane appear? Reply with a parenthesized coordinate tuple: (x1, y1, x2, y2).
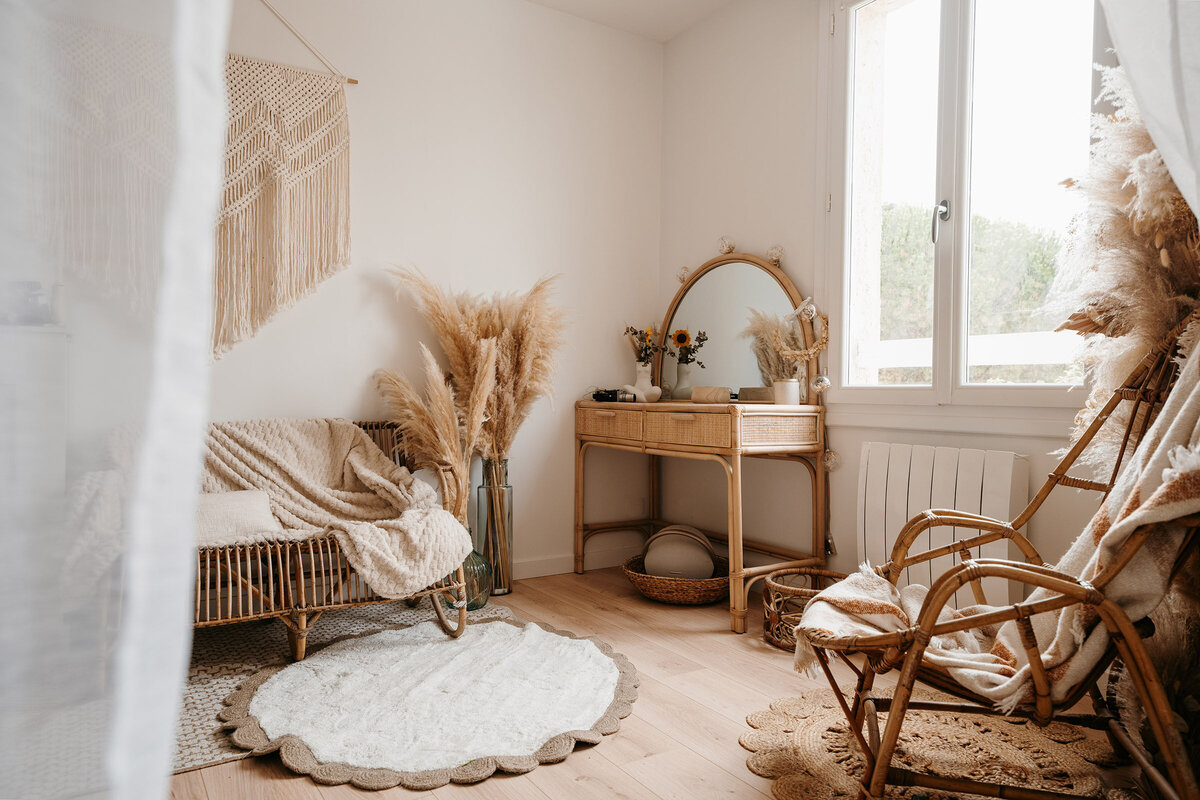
(846, 0, 941, 387)
(965, 0, 1091, 385)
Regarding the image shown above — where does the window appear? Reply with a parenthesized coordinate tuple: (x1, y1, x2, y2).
(827, 0, 1105, 403)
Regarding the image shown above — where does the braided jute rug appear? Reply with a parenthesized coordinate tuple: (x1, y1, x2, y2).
(742, 686, 1126, 799)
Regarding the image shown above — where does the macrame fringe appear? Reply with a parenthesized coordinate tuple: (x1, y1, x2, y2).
(213, 55, 351, 357)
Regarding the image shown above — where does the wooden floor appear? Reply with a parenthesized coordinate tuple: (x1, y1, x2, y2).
(170, 567, 849, 800)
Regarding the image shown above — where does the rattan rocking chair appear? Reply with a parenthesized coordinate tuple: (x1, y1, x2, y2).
(801, 313, 1200, 800)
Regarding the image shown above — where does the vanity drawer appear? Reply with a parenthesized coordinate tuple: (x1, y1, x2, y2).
(644, 411, 731, 448)
(742, 414, 820, 447)
(577, 408, 642, 441)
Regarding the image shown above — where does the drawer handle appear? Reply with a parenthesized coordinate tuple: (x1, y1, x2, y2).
(594, 410, 616, 418)
(669, 413, 696, 421)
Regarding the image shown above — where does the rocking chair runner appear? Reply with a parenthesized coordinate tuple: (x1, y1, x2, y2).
(798, 312, 1200, 800)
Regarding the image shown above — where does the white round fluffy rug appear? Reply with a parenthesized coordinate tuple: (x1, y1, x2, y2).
(219, 619, 638, 791)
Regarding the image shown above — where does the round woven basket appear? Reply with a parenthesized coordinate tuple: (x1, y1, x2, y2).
(763, 567, 846, 651)
(622, 526, 729, 605)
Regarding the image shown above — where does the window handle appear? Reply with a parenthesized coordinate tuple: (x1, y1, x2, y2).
(931, 200, 951, 244)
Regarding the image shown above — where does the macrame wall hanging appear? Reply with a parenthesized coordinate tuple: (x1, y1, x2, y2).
(214, 0, 356, 357)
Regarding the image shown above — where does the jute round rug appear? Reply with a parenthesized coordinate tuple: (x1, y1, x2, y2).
(219, 617, 638, 791)
(741, 686, 1121, 800)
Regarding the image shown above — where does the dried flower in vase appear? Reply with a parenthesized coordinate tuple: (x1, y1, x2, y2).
(373, 341, 497, 524)
(670, 328, 707, 368)
(625, 324, 667, 365)
(1049, 65, 1200, 465)
(387, 268, 565, 595)
(741, 309, 805, 384)
(392, 268, 565, 463)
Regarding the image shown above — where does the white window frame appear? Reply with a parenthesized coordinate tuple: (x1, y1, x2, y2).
(812, 0, 1115, 412)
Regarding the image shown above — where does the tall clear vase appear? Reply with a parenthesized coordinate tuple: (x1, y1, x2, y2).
(477, 458, 513, 595)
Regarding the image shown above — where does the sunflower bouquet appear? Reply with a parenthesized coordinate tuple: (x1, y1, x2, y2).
(625, 324, 667, 365)
(670, 328, 707, 368)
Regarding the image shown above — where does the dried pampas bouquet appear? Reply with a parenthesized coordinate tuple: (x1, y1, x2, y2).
(742, 309, 805, 384)
(1050, 65, 1200, 466)
(741, 305, 829, 387)
(391, 268, 566, 463)
(374, 341, 496, 524)
(380, 268, 565, 593)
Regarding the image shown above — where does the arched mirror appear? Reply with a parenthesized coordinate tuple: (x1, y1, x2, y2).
(653, 252, 821, 402)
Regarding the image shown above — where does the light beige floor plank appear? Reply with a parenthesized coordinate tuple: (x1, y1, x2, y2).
(522, 746, 661, 800)
(593, 711, 773, 799)
(496, 588, 705, 679)
(528, 572, 836, 699)
(174, 569, 814, 800)
(627, 673, 778, 796)
(169, 769, 211, 800)
(430, 773, 553, 800)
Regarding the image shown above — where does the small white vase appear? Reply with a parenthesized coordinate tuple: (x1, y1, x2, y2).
(622, 362, 661, 403)
(673, 362, 695, 400)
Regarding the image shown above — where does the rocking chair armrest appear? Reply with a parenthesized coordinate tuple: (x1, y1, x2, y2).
(915, 558, 1100, 638)
(882, 512, 1042, 585)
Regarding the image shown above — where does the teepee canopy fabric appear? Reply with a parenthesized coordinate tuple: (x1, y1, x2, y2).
(1101, 0, 1200, 215)
(0, 1, 229, 798)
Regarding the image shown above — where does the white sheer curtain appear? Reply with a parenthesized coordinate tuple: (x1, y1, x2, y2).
(0, 1, 230, 798)
(1101, 0, 1200, 213)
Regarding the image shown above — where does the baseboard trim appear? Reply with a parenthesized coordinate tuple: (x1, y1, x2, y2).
(513, 543, 642, 580)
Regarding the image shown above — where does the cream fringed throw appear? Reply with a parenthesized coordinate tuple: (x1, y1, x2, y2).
(202, 419, 470, 598)
(214, 55, 351, 356)
(796, 325, 1200, 712)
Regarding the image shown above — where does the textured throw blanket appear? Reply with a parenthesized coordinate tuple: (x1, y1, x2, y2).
(202, 418, 471, 599)
(797, 330, 1200, 712)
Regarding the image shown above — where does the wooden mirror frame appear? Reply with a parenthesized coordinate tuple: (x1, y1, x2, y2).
(652, 252, 820, 399)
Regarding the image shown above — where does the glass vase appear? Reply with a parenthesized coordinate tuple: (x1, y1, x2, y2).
(444, 549, 492, 611)
(477, 458, 513, 595)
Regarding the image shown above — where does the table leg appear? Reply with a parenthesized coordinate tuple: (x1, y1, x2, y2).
(649, 454, 661, 525)
(728, 451, 745, 633)
(574, 438, 586, 574)
(815, 452, 828, 560)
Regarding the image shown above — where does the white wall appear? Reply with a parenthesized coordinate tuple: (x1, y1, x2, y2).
(213, 0, 1101, 582)
(215, 0, 664, 577)
(653, 0, 824, 570)
(655, 0, 1100, 575)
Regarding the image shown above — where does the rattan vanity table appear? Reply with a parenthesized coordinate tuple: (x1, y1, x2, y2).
(573, 248, 830, 634)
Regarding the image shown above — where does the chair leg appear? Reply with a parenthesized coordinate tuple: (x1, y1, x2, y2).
(287, 610, 308, 661)
(863, 640, 928, 799)
(431, 566, 468, 639)
(852, 665, 878, 730)
(864, 699, 881, 755)
(1090, 675, 1132, 763)
(1103, 614, 1200, 800)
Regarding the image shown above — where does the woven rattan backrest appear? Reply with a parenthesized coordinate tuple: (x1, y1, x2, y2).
(353, 420, 408, 469)
(1011, 312, 1197, 531)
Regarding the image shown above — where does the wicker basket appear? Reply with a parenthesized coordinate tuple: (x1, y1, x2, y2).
(622, 526, 729, 605)
(763, 567, 847, 651)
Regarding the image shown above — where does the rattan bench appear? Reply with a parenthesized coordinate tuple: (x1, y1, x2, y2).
(192, 420, 467, 660)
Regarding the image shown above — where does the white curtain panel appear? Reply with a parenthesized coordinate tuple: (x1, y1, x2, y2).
(1101, 0, 1200, 213)
(0, 1, 230, 799)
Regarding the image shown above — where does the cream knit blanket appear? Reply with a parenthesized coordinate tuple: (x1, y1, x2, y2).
(202, 418, 470, 599)
(796, 331, 1200, 712)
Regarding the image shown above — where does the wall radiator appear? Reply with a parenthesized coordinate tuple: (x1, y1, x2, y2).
(857, 442, 1029, 606)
